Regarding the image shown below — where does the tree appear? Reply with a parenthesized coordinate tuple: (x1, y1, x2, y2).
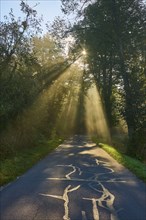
(60, 0, 146, 158)
(0, 0, 74, 131)
(0, 1, 42, 128)
(33, 35, 62, 67)
(0, 1, 42, 76)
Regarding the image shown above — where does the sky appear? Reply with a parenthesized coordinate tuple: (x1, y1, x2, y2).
(0, 0, 69, 33)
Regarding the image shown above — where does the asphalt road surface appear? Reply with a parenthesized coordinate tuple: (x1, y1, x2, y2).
(0, 135, 146, 220)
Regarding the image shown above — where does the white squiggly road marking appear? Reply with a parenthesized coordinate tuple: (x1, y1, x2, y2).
(40, 158, 124, 220)
(81, 159, 120, 220)
(95, 159, 114, 176)
(81, 211, 87, 220)
(46, 177, 126, 183)
(66, 165, 77, 179)
(57, 164, 82, 179)
(82, 159, 114, 179)
(83, 197, 99, 220)
(95, 159, 100, 165)
(86, 182, 119, 220)
(40, 185, 80, 220)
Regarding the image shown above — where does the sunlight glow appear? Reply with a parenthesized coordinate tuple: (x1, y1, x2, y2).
(82, 49, 87, 56)
(55, 66, 83, 135)
(1, 64, 111, 147)
(85, 83, 111, 142)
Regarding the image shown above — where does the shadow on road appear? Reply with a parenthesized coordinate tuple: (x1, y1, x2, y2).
(0, 135, 146, 220)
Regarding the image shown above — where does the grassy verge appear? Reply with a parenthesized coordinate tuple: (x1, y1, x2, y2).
(0, 137, 63, 186)
(94, 139, 146, 183)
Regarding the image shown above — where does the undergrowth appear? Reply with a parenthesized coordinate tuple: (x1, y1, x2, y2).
(93, 138, 146, 183)
(0, 137, 63, 186)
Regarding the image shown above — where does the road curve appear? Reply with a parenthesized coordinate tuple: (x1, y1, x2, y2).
(0, 135, 146, 220)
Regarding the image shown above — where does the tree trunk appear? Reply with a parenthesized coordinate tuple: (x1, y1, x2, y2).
(110, 0, 135, 139)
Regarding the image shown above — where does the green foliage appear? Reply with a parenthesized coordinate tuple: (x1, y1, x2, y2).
(33, 34, 63, 68)
(0, 64, 83, 161)
(0, 72, 38, 128)
(0, 1, 42, 128)
(60, 0, 146, 158)
(0, 1, 68, 132)
(96, 142, 146, 183)
(0, 137, 63, 186)
(0, 0, 145, 170)
(0, 2, 72, 178)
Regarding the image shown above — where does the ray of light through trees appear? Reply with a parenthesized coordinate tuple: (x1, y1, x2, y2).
(0, 0, 146, 161)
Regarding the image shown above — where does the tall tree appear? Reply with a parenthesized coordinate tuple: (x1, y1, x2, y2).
(0, 1, 42, 128)
(60, 0, 146, 157)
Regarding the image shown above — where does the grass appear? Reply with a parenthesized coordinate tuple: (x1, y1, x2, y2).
(94, 140, 146, 183)
(1, 134, 145, 186)
(0, 137, 63, 186)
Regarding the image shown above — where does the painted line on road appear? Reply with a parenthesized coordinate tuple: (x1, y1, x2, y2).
(46, 177, 127, 183)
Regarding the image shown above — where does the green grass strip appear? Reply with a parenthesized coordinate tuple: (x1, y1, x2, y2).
(0, 138, 63, 186)
(98, 143, 146, 183)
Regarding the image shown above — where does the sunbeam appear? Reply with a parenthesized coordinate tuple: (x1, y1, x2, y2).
(0, 63, 110, 151)
(0, 65, 80, 149)
(55, 65, 83, 135)
(85, 82, 111, 142)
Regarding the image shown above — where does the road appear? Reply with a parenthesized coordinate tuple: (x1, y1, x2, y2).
(0, 135, 146, 220)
